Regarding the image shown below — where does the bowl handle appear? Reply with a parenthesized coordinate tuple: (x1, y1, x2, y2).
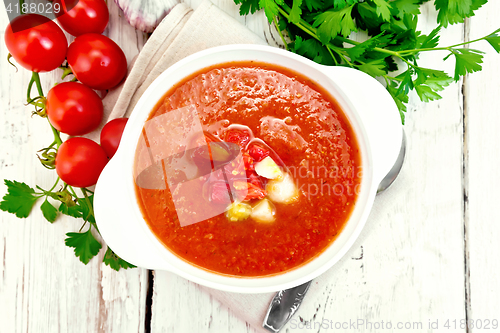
(94, 156, 170, 270)
(321, 65, 403, 184)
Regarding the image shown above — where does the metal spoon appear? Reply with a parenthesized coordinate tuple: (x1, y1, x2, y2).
(263, 130, 407, 333)
(377, 131, 406, 193)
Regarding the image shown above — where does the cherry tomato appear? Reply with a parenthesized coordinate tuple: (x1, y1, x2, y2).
(224, 128, 251, 148)
(248, 144, 270, 162)
(242, 152, 255, 171)
(247, 171, 264, 189)
(54, 0, 109, 36)
(56, 137, 108, 188)
(242, 182, 267, 201)
(4, 14, 67, 72)
(67, 33, 127, 90)
(46, 82, 103, 136)
(100, 118, 128, 158)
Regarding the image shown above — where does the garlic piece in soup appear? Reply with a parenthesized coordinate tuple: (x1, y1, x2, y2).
(255, 156, 283, 180)
(251, 199, 276, 223)
(266, 173, 299, 204)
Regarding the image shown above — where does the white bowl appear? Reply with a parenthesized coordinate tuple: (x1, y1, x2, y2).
(94, 44, 402, 293)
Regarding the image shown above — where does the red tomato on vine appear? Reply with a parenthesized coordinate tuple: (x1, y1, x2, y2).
(54, 0, 109, 36)
(46, 82, 104, 136)
(4, 14, 67, 72)
(100, 118, 128, 158)
(67, 33, 127, 90)
(56, 137, 108, 188)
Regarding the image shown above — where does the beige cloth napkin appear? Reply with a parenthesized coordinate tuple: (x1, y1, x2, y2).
(91, 1, 341, 331)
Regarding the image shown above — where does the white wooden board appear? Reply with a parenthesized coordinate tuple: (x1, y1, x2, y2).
(2, 0, 500, 332)
(0, 3, 149, 333)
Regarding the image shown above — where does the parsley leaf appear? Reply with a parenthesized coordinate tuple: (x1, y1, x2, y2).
(59, 201, 83, 219)
(103, 247, 136, 271)
(346, 43, 369, 62)
(415, 68, 453, 92)
(234, 0, 260, 15)
(412, 67, 453, 102)
(293, 36, 336, 65)
(259, 0, 284, 22)
(304, 0, 324, 12)
(372, 0, 392, 21)
(355, 2, 381, 31)
(415, 85, 441, 102)
(434, 0, 487, 27)
(41, 199, 58, 223)
(415, 85, 442, 102)
(333, 0, 347, 9)
(0, 180, 40, 218)
(417, 25, 441, 49)
(356, 59, 387, 77)
(289, 0, 303, 24)
(313, 5, 356, 43)
(77, 195, 95, 224)
(65, 228, 102, 265)
(386, 81, 409, 124)
(391, 0, 423, 18)
(485, 28, 500, 53)
(447, 48, 484, 81)
(333, 0, 359, 10)
(396, 69, 414, 95)
(346, 33, 394, 62)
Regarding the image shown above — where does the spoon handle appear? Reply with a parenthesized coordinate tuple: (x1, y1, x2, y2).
(263, 280, 312, 332)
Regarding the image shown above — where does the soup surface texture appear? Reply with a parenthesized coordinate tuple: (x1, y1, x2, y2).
(134, 62, 361, 277)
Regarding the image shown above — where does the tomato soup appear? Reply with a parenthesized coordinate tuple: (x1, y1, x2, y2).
(134, 62, 361, 277)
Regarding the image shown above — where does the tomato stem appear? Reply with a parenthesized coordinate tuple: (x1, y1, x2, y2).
(48, 118, 63, 148)
(60, 67, 74, 80)
(67, 185, 79, 199)
(19, 0, 25, 14)
(7, 54, 18, 72)
(28, 72, 63, 149)
(27, 73, 49, 117)
(32, 72, 44, 96)
(27, 73, 36, 103)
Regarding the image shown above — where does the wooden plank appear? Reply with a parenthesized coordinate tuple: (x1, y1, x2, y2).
(464, 1, 500, 331)
(0, 4, 149, 333)
(150, 2, 467, 333)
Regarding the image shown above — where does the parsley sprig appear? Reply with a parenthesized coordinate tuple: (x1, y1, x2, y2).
(0, 71, 134, 271)
(234, 0, 500, 123)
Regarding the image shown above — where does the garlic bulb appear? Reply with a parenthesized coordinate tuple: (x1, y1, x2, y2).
(114, 0, 180, 33)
